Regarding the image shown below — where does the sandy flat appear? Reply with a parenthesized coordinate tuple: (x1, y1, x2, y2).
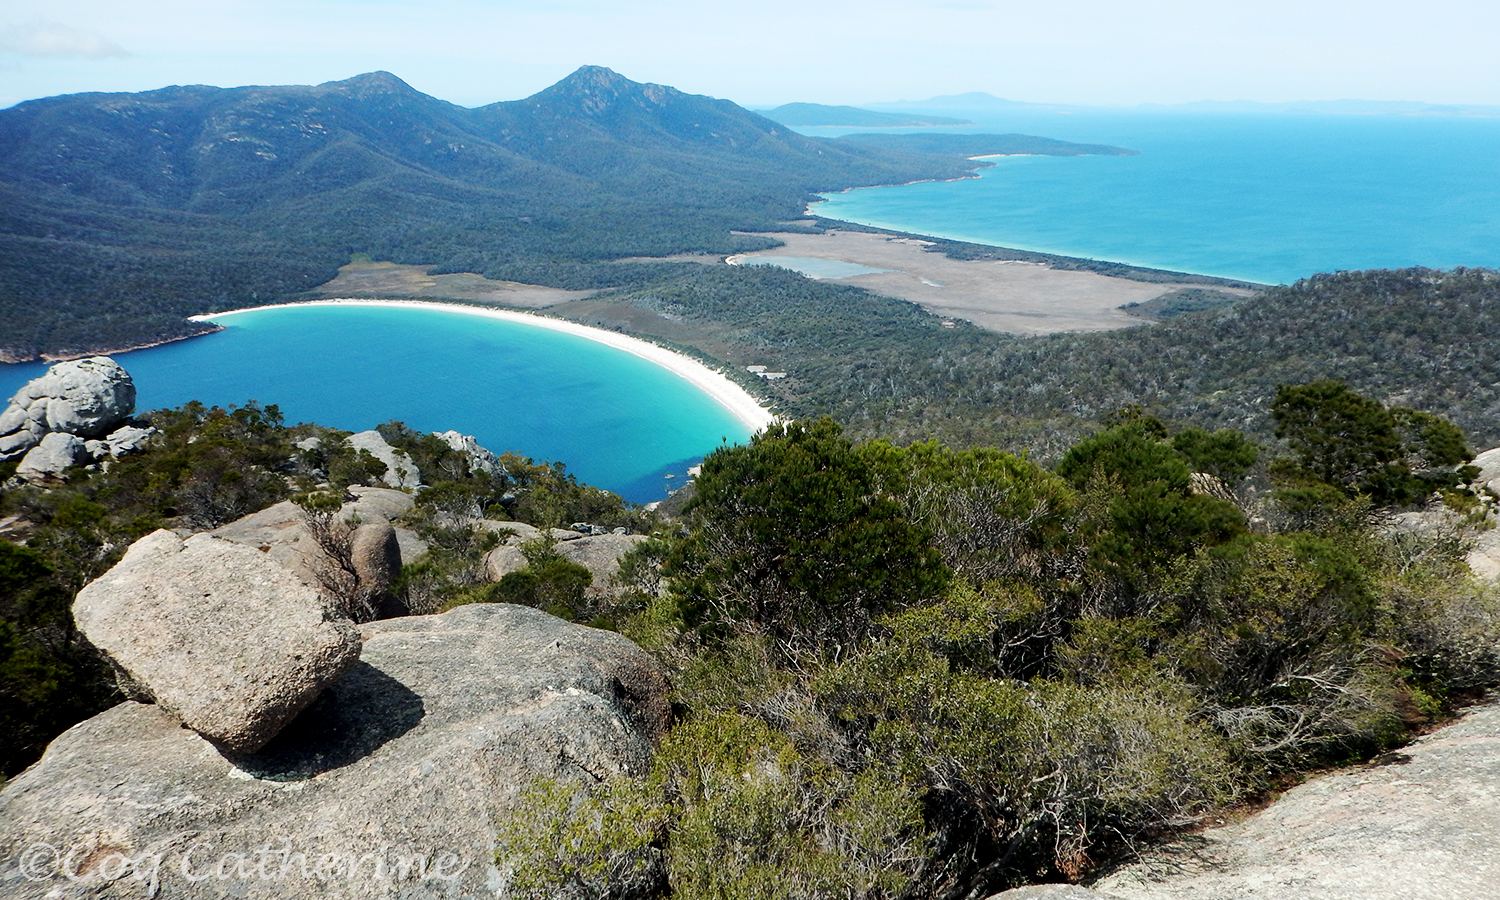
(730, 231, 1253, 335)
(191, 300, 777, 434)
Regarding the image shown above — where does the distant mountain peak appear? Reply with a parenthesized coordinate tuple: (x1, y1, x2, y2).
(319, 71, 420, 98)
(560, 65, 634, 91)
(532, 65, 679, 115)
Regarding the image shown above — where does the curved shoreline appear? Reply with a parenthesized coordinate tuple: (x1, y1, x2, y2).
(190, 299, 778, 434)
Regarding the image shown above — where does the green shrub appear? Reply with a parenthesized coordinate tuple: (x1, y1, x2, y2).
(496, 712, 927, 900)
(665, 419, 948, 651)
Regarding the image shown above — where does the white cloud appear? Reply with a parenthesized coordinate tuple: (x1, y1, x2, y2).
(0, 21, 128, 58)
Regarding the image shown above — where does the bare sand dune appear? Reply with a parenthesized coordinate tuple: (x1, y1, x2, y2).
(732, 231, 1254, 335)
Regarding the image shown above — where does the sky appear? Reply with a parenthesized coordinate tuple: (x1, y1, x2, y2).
(2, 1, 1498, 111)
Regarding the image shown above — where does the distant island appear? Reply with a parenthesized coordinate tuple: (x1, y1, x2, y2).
(761, 102, 974, 127)
(833, 132, 1137, 157)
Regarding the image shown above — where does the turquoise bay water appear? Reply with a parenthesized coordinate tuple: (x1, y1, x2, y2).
(0, 305, 753, 503)
(802, 112, 1500, 285)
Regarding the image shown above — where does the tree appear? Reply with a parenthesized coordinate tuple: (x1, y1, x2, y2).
(1171, 427, 1259, 483)
(0, 542, 119, 776)
(1271, 380, 1475, 506)
(1271, 380, 1403, 494)
(665, 419, 948, 651)
(1056, 422, 1246, 602)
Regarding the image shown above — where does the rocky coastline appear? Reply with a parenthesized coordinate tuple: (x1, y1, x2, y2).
(0, 324, 226, 365)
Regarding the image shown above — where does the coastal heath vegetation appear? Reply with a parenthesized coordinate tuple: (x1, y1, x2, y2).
(3, 379, 1497, 894)
(497, 394, 1500, 898)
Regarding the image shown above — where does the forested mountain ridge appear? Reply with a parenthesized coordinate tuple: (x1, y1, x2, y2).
(0, 66, 1125, 361)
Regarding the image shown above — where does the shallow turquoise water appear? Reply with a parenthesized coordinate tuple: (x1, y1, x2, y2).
(0, 305, 754, 503)
(738, 256, 890, 279)
(802, 112, 1500, 285)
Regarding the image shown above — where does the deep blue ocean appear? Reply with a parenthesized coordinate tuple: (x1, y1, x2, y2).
(800, 110, 1500, 285)
(0, 305, 752, 503)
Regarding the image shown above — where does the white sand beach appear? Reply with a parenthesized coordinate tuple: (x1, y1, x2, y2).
(191, 299, 778, 434)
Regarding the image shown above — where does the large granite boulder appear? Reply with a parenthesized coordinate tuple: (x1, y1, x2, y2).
(72, 530, 362, 752)
(483, 530, 643, 597)
(0, 604, 671, 900)
(15, 432, 87, 482)
(351, 520, 406, 617)
(83, 424, 156, 460)
(208, 486, 427, 588)
(556, 533, 650, 596)
(347, 430, 421, 490)
(1470, 446, 1500, 494)
(485, 542, 530, 580)
(0, 357, 135, 461)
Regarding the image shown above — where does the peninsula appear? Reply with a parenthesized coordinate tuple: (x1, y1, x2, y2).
(0, 66, 1128, 364)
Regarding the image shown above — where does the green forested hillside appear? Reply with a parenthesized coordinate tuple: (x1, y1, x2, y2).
(0, 67, 1124, 360)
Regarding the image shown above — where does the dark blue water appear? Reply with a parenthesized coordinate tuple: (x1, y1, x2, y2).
(802, 112, 1500, 285)
(0, 305, 754, 503)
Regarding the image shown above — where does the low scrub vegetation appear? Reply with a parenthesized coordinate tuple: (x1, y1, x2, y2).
(497, 388, 1500, 897)
(3, 381, 1497, 894)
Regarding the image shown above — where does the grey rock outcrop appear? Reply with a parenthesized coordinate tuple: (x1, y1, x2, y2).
(1469, 528, 1500, 580)
(1093, 699, 1500, 900)
(0, 357, 136, 462)
(486, 542, 529, 580)
(209, 486, 427, 587)
(97, 423, 156, 457)
(479, 520, 586, 575)
(434, 429, 504, 477)
(351, 521, 401, 590)
(351, 520, 406, 617)
(987, 887, 1116, 900)
(1470, 446, 1500, 494)
(347, 429, 421, 490)
(72, 529, 362, 753)
(16, 432, 87, 481)
(557, 533, 649, 596)
(0, 604, 670, 900)
(483, 528, 643, 596)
